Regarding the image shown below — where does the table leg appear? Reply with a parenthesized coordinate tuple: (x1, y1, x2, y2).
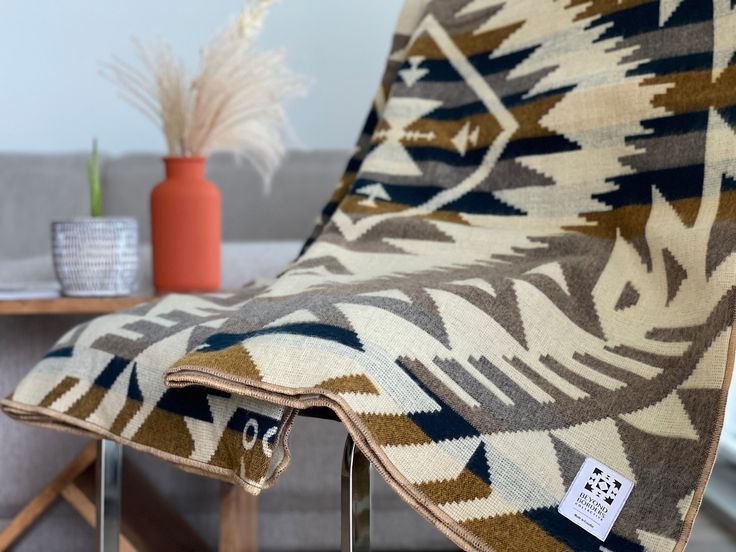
(0, 443, 96, 551)
(219, 483, 258, 552)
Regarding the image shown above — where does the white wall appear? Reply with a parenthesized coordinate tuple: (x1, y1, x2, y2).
(0, 0, 403, 154)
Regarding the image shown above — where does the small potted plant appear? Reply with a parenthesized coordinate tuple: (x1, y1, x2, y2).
(52, 140, 139, 296)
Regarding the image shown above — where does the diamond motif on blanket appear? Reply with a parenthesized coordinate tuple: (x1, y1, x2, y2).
(362, 14, 518, 210)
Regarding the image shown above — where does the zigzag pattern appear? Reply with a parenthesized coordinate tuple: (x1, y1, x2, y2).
(5, 1, 736, 551)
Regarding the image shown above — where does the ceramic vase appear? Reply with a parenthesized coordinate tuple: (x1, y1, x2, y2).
(151, 157, 221, 292)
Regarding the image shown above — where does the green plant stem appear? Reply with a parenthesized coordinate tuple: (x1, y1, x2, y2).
(88, 138, 102, 217)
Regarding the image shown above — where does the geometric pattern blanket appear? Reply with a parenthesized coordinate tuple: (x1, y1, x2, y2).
(4, 1, 736, 551)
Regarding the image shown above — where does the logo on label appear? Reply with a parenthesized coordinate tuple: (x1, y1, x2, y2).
(558, 458, 634, 542)
(585, 467, 621, 506)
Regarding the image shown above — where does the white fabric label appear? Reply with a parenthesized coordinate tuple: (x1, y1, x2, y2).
(558, 457, 634, 542)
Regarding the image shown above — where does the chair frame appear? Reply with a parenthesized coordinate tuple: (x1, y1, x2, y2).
(96, 440, 123, 552)
(95, 435, 372, 552)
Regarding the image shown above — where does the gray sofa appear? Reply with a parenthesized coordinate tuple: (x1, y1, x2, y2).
(0, 152, 452, 551)
(0, 151, 353, 260)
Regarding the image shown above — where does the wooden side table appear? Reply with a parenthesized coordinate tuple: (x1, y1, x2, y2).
(0, 297, 258, 552)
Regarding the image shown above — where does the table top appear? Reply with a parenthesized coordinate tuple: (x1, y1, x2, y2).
(0, 296, 155, 315)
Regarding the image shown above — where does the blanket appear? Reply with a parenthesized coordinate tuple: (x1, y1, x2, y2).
(5, 1, 736, 551)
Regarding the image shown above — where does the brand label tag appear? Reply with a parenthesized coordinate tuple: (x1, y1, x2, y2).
(558, 457, 634, 541)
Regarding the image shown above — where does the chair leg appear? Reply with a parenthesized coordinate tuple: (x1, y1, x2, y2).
(341, 434, 371, 552)
(96, 439, 123, 552)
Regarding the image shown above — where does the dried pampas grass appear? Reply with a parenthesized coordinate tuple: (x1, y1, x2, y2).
(102, 0, 307, 184)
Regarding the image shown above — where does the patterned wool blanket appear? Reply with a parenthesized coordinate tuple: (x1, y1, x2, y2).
(4, 1, 736, 551)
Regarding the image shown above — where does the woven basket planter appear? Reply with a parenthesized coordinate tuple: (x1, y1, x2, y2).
(52, 218, 138, 297)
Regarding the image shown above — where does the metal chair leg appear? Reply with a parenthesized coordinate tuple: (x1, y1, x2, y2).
(341, 434, 371, 552)
(96, 439, 123, 552)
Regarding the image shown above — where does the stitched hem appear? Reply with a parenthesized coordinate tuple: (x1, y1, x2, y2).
(0, 399, 270, 496)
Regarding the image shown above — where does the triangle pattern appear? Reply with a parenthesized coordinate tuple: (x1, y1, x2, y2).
(551, 418, 636, 481)
(660, 0, 687, 26)
(186, 393, 241, 463)
(450, 278, 497, 298)
(525, 262, 570, 295)
(466, 440, 492, 484)
(451, 122, 481, 156)
(359, 289, 412, 303)
(399, 55, 430, 87)
(484, 430, 566, 503)
(679, 328, 730, 390)
(357, 183, 391, 207)
(620, 391, 699, 440)
(128, 363, 143, 402)
(549, 432, 589, 491)
(265, 309, 320, 328)
(662, 248, 687, 305)
(615, 281, 640, 311)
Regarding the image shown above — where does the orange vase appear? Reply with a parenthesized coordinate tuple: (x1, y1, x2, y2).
(151, 157, 221, 292)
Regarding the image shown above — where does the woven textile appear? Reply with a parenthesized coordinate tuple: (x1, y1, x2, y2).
(5, 1, 736, 550)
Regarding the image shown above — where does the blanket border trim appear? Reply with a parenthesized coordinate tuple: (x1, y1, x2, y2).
(0, 398, 298, 496)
